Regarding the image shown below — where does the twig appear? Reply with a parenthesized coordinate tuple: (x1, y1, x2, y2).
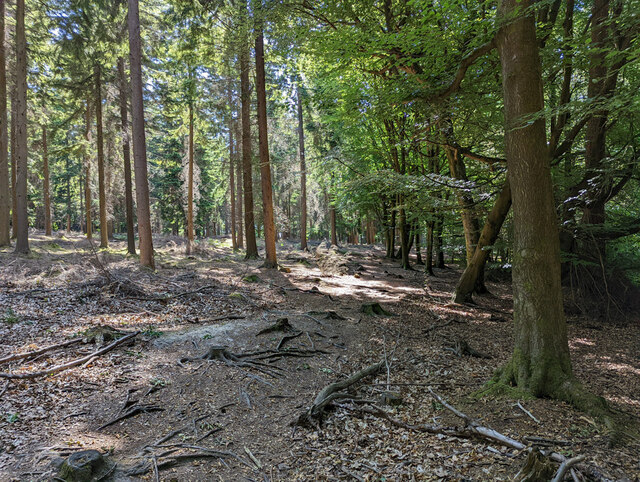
(516, 401, 540, 424)
(551, 455, 586, 482)
(98, 404, 164, 430)
(0, 332, 139, 379)
(0, 338, 83, 365)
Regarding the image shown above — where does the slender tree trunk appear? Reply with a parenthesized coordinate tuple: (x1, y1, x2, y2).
(415, 228, 424, 266)
(240, 23, 258, 259)
(255, 24, 277, 268)
(79, 175, 84, 233)
(426, 220, 435, 275)
(186, 100, 195, 255)
(297, 85, 308, 251)
(453, 179, 512, 303)
(128, 0, 155, 269)
(118, 57, 136, 255)
(0, 0, 9, 246)
(434, 216, 445, 269)
(399, 204, 411, 269)
(65, 156, 71, 233)
(10, 94, 16, 239)
(496, 0, 575, 398)
(94, 64, 108, 248)
(42, 125, 51, 236)
(228, 86, 237, 250)
(13, 0, 28, 253)
(234, 118, 243, 249)
(84, 99, 92, 239)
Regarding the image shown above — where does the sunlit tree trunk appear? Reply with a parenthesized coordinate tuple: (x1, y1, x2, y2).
(240, 12, 258, 259)
(118, 57, 136, 255)
(13, 0, 28, 253)
(0, 0, 9, 246)
(84, 99, 92, 239)
(42, 125, 51, 236)
(497, 0, 574, 397)
(297, 85, 308, 251)
(454, 180, 511, 303)
(128, 0, 155, 269)
(94, 64, 108, 248)
(255, 23, 277, 268)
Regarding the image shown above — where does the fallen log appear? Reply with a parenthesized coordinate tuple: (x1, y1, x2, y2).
(0, 337, 83, 365)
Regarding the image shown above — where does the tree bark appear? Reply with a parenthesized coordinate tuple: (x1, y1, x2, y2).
(297, 85, 308, 251)
(128, 0, 155, 269)
(496, 0, 572, 396)
(84, 99, 92, 239)
(94, 64, 108, 248)
(13, 0, 28, 253)
(255, 24, 277, 268)
(426, 220, 435, 275)
(330, 192, 337, 246)
(0, 0, 9, 246)
(186, 99, 195, 255)
(228, 85, 237, 250)
(240, 15, 258, 259)
(235, 118, 243, 249)
(117, 57, 136, 255)
(42, 125, 51, 236)
(10, 92, 16, 239)
(453, 179, 512, 303)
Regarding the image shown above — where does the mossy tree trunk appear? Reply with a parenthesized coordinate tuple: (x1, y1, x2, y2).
(497, 0, 573, 396)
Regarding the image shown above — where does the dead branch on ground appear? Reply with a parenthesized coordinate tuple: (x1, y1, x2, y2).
(0, 338, 83, 365)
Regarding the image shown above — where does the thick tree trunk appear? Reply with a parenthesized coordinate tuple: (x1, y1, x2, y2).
(297, 85, 308, 251)
(453, 179, 512, 303)
(42, 125, 51, 236)
(128, 0, 155, 269)
(255, 25, 277, 268)
(240, 22, 258, 259)
(228, 86, 237, 250)
(497, 0, 572, 396)
(399, 205, 411, 270)
(186, 100, 195, 255)
(84, 99, 92, 239)
(94, 64, 108, 248)
(0, 0, 9, 246)
(118, 57, 136, 255)
(13, 0, 28, 254)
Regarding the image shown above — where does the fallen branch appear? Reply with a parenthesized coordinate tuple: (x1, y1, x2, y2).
(295, 361, 384, 427)
(99, 404, 164, 430)
(0, 338, 83, 365)
(0, 332, 139, 380)
(551, 455, 586, 482)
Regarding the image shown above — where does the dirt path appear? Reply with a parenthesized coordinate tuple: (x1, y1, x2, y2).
(1, 233, 638, 481)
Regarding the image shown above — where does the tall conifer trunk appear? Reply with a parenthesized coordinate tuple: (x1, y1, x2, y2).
(84, 100, 92, 239)
(13, 0, 28, 254)
(10, 94, 17, 239)
(42, 125, 51, 235)
(128, 0, 155, 269)
(118, 57, 136, 255)
(255, 22, 277, 268)
(297, 85, 307, 251)
(94, 64, 108, 248)
(0, 0, 9, 246)
(228, 86, 237, 250)
(239, 11, 258, 259)
(186, 100, 195, 255)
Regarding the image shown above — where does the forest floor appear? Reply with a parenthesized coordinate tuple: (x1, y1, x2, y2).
(0, 232, 639, 481)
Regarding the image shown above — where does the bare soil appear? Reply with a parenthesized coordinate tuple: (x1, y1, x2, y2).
(1, 232, 638, 481)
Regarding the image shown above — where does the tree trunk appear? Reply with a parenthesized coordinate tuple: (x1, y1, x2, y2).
(453, 179, 512, 303)
(415, 228, 424, 266)
(117, 57, 136, 255)
(186, 100, 195, 255)
(42, 125, 51, 236)
(255, 24, 277, 268)
(496, 0, 573, 397)
(330, 197, 337, 246)
(386, 206, 395, 257)
(79, 175, 84, 233)
(228, 85, 237, 250)
(434, 215, 445, 269)
(234, 118, 243, 248)
(0, 0, 9, 246)
(13, 0, 28, 253)
(10, 92, 16, 239)
(239, 15, 258, 259)
(399, 205, 411, 270)
(128, 0, 155, 269)
(426, 220, 435, 275)
(65, 156, 71, 233)
(84, 99, 92, 239)
(94, 64, 108, 248)
(297, 85, 308, 251)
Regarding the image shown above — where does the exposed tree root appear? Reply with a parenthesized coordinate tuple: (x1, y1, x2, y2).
(0, 338, 83, 365)
(257, 317, 294, 335)
(180, 346, 285, 378)
(294, 361, 384, 427)
(360, 303, 393, 316)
